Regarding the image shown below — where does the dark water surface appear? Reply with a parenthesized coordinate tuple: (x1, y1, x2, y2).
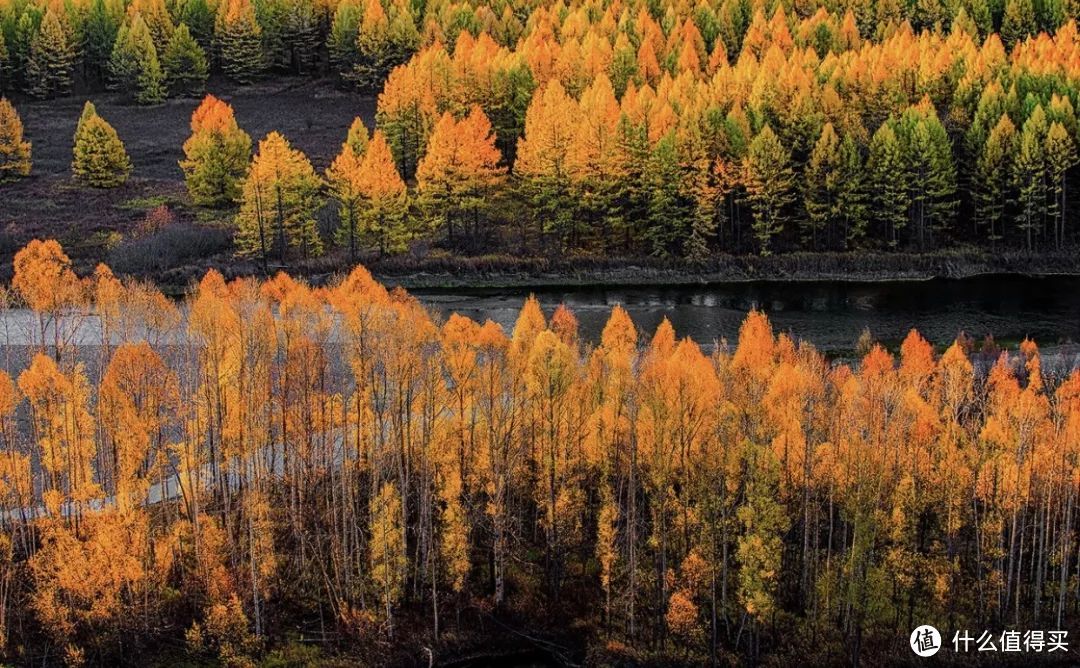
(411, 275, 1080, 354)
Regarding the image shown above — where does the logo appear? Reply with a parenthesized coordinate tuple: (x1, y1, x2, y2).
(911, 625, 942, 657)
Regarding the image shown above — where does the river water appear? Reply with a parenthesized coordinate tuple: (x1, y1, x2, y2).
(411, 274, 1080, 355)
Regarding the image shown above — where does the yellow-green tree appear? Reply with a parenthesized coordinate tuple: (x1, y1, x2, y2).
(72, 104, 132, 188)
(180, 94, 252, 206)
(235, 131, 323, 268)
(0, 97, 30, 182)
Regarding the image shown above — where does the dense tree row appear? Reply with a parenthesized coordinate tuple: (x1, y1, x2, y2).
(1, 0, 1078, 100)
(369, 10, 1080, 255)
(0, 238, 1077, 664)
(4, 1, 1080, 257)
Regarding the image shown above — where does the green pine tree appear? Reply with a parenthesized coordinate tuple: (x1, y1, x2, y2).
(644, 132, 688, 257)
(867, 120, 910, 247)
(898, 104, 957, 249)
(742, 124, 795, 256)
(162, 23, 208, 97)
(25, 9, 75, 99)
(179, 0, 215, 50)
(84, 0, 122, 81)
(974, 114, 1016, 244)
(1045, 121, 1077, 249)
(328, 0, 361, 76)
(1013, 106, 1049, 250)
(72, 107, 132, 188)
(109, 15, 166, 104)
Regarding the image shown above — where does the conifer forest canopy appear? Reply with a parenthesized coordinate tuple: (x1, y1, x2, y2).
(2, 0, 1080, 663)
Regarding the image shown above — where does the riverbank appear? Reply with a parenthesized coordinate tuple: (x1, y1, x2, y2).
(370, 248, 1080, 290)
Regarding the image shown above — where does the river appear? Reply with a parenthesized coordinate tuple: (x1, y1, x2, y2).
(411, 274, 1080, 355)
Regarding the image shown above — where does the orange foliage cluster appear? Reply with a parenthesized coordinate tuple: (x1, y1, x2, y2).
(0, 239, 1077, 663)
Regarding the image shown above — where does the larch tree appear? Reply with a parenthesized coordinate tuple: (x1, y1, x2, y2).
(328, 0, 362, 76)
(515, 81, 578, 249)
(352, 0, 420, 91)
(18, 354, 99, 515)
(325, 119, 369, 261)
(416, 106, 506, 244)
(108, 13, 166, 104)
(1013, 106, 1048, 250)
(354, 130, 411, 254)
(180, 94, 252, 206)
(214, 0, 265, 84)
(1044, 120, 1077, 249)
(803, 123, 865, 250)
(897, 102, 957, 250)
(742, 124, 795, 256)
(235, 131, 323, 268)
(25, 9, 75, 99)
(867, 120, 909, 247)
(162, 23, 208, 97)
(72, 105, 132, 188)
(370, 481, 407, 637)
(128, 0, 175, 51)
(12, 239, 82, 357)
(974, 114, 1017, 244)
(0, 97, 31, 182)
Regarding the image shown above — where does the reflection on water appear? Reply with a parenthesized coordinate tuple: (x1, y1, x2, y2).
(411, 275, 1080, 354)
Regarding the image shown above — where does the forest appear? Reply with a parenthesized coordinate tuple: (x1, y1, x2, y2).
(1, 0, 1080, 261)
(0, 238, 1067, 665)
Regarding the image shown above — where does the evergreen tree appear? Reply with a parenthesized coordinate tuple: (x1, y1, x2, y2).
(179, 0, 215, 50)
(25, 9, 75, 99)
(84, 0, 122, 80)
(215, 0, 265, 84)
(803, 122, 840, 250)
(1013, 106, 1048, 250)
(0, 31, 10, 93)
(1045, 121, 1077, 249)
(180, 94, 252, 206)
(1001, 0, 1036, 48)
(867, 121, 909, 247)
(162, 23, 208, 97)
(899, 103, 957, 249)
(328, 0, 361, 75)
(235, 132, 323, 267)
(974, 114, 1017, 244)
(0, 97, 31, 183)
(72, 107, 132, 188)
(742, 124, 795, 256)
(644, 133, 688, 257)
(109, 15, 166, 104)
(127, 0, 175, 53)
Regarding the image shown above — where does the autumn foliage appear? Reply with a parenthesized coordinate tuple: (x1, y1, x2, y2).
(0, 239, 1073, 663)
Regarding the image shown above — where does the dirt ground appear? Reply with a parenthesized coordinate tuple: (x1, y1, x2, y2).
(0, 77, 376, 280)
